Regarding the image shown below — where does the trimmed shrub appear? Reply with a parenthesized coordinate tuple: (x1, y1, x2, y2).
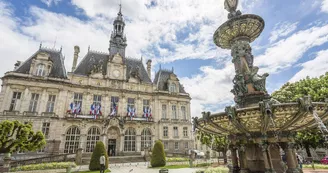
(89, 141, 109, 171)
(10, 162, 76, 172)
(150, 140, 166, 167)
(167, 157, 189, 162)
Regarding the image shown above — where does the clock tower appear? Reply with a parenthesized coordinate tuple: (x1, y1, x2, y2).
(109, 4, 127, 58)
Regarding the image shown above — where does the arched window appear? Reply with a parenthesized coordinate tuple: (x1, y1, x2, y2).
(124, 128, 136, 152)
(85, 127, 100, 152)
(141, 128, 152, 151)
(170, 83, 176, 92)
(64, 126, 80, 153)
(36, 64, 45, 76)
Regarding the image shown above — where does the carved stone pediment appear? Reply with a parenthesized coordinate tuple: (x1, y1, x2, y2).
(111, 53, 123, 64)
(36, 52, 50, 61)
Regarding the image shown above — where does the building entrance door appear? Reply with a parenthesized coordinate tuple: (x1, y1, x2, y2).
(108, 139, 116, 156)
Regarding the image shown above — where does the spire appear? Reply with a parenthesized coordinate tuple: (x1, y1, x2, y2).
(109, 2, 127, 57)
(118, 2, 122, 16)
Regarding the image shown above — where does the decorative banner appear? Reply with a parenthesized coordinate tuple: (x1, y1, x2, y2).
(127, 106, 136, 119)
(67, 102, 81, 114)
(143, 107, 152, 118)
(90, 103, 102, 116)
(110, 102, 118, 116)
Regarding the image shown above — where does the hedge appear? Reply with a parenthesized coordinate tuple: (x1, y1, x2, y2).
(10, 162, 76, 172)
(150, 140, 166, 167)
(89, 141, 109, 170)
(196, 167, 229, 173)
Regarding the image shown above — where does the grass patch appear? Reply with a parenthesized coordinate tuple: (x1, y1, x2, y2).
(303, 164, 328, 169)
(150, 163, 211, 169)
(78, 170, 111, 173)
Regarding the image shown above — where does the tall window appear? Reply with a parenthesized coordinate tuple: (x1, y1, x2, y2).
(173, 126, 178, 137)
(74, 93, 83, 109)
(141, 128, 152, 151)
(36, 64, 45, 76)
(64, 126, 80, 153)
(164, 141, 168, 150)
(170, 83, 176, 92)
(143, 99, 150, 111)
(172, 105, 177, 119)
(124, 128, 136, 152)
(184, 142, 189, 149)
(86, 127, 100, 152)
(181, 106, 186, 120)
(9, 92, 21, 111)
(46, 95, 56, 112)
(41, 122, 50, 139)
(163, 126, 168, 137)
(111, 96, 119, 112)
(183, 127, 188, 137)
(162, 105, 167, 119)
(93, 95, 102, 105)
(174, 142, 179, 150)
(29, 93, 39, 112)
(127, 98, 135, 109)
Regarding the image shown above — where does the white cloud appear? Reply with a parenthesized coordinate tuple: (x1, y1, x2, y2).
(256, 24, 328, 74)
(290, 49, 328, 82)
(322, 0, 328, 13)
(180, 62, 235, 117)
(40, 0, 62, 7)
(269, 22, 298, 43)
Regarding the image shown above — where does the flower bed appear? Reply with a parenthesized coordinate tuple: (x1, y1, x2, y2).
(10, 162, 76, 172)
(196, 167, 229, 173)
(166, 157, 189, 162)
(303, 164, 328, 169)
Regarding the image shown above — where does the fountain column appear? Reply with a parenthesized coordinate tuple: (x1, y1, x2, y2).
(284, 142, 299, 173)
(260, 141, 276, 173)
(238, 144, 249, 173)
(230, 146, 240, 173)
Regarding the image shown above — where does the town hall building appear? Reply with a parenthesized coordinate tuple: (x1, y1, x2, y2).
(0, 7, 192, 157)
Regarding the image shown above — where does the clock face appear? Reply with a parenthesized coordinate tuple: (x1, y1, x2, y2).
(113, 70, 120, 78)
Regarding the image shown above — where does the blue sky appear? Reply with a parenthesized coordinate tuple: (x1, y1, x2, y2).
(1, 0, 328, 117)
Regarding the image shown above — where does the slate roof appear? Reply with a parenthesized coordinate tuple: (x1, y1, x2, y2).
(73, 51, 152, 83)
(153, 69, 187, 93)
(15, 48, 67, 79)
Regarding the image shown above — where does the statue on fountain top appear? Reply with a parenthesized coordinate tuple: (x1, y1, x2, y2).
(230, 40, 269, 107)
(224, 0, 242, 19)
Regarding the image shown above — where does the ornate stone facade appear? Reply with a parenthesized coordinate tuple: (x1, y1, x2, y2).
(0, 8, 192, 157)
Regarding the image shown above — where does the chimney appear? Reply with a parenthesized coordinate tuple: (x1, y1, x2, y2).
(72, 45, 80, 72)
(146, 59, 152, 78)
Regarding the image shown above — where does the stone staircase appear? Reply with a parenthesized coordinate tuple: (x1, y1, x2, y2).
(81, 154, 145, 165)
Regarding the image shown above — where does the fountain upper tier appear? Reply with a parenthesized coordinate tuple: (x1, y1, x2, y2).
(194, 98, 328, 140)
(213, 14, 264, 49)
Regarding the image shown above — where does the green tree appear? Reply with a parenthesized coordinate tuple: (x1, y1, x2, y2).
(0, 120, 46, 154)
(197, 131, 229, 164)
(271, 73, 328, 157)
(89, 141, 109, 171)
(150, 140, 166, 167)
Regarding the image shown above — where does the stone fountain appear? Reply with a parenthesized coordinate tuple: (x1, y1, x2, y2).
(193, 0, 328, 173)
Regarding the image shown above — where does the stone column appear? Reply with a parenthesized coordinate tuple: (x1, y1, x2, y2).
(136, 134, 141, 152)
(260, 141, 276, 173)
(230, 146, 240, 173)
(102, 134, 107, 150)
(120, 134, 124, 155)
(284, 142, 299, 173)
(75, 148, 83, 165)
(238, 144, 249, 173)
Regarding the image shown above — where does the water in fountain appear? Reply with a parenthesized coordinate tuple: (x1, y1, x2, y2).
(312, 110, 328, 134)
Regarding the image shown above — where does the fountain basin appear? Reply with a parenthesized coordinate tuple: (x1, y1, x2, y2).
(195, 101, 328, 140)
(213, 14, 265, 49)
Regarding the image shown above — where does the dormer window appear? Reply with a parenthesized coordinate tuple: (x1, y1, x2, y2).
(170, 83, 176, 92)
(36, 64, 45, 76)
